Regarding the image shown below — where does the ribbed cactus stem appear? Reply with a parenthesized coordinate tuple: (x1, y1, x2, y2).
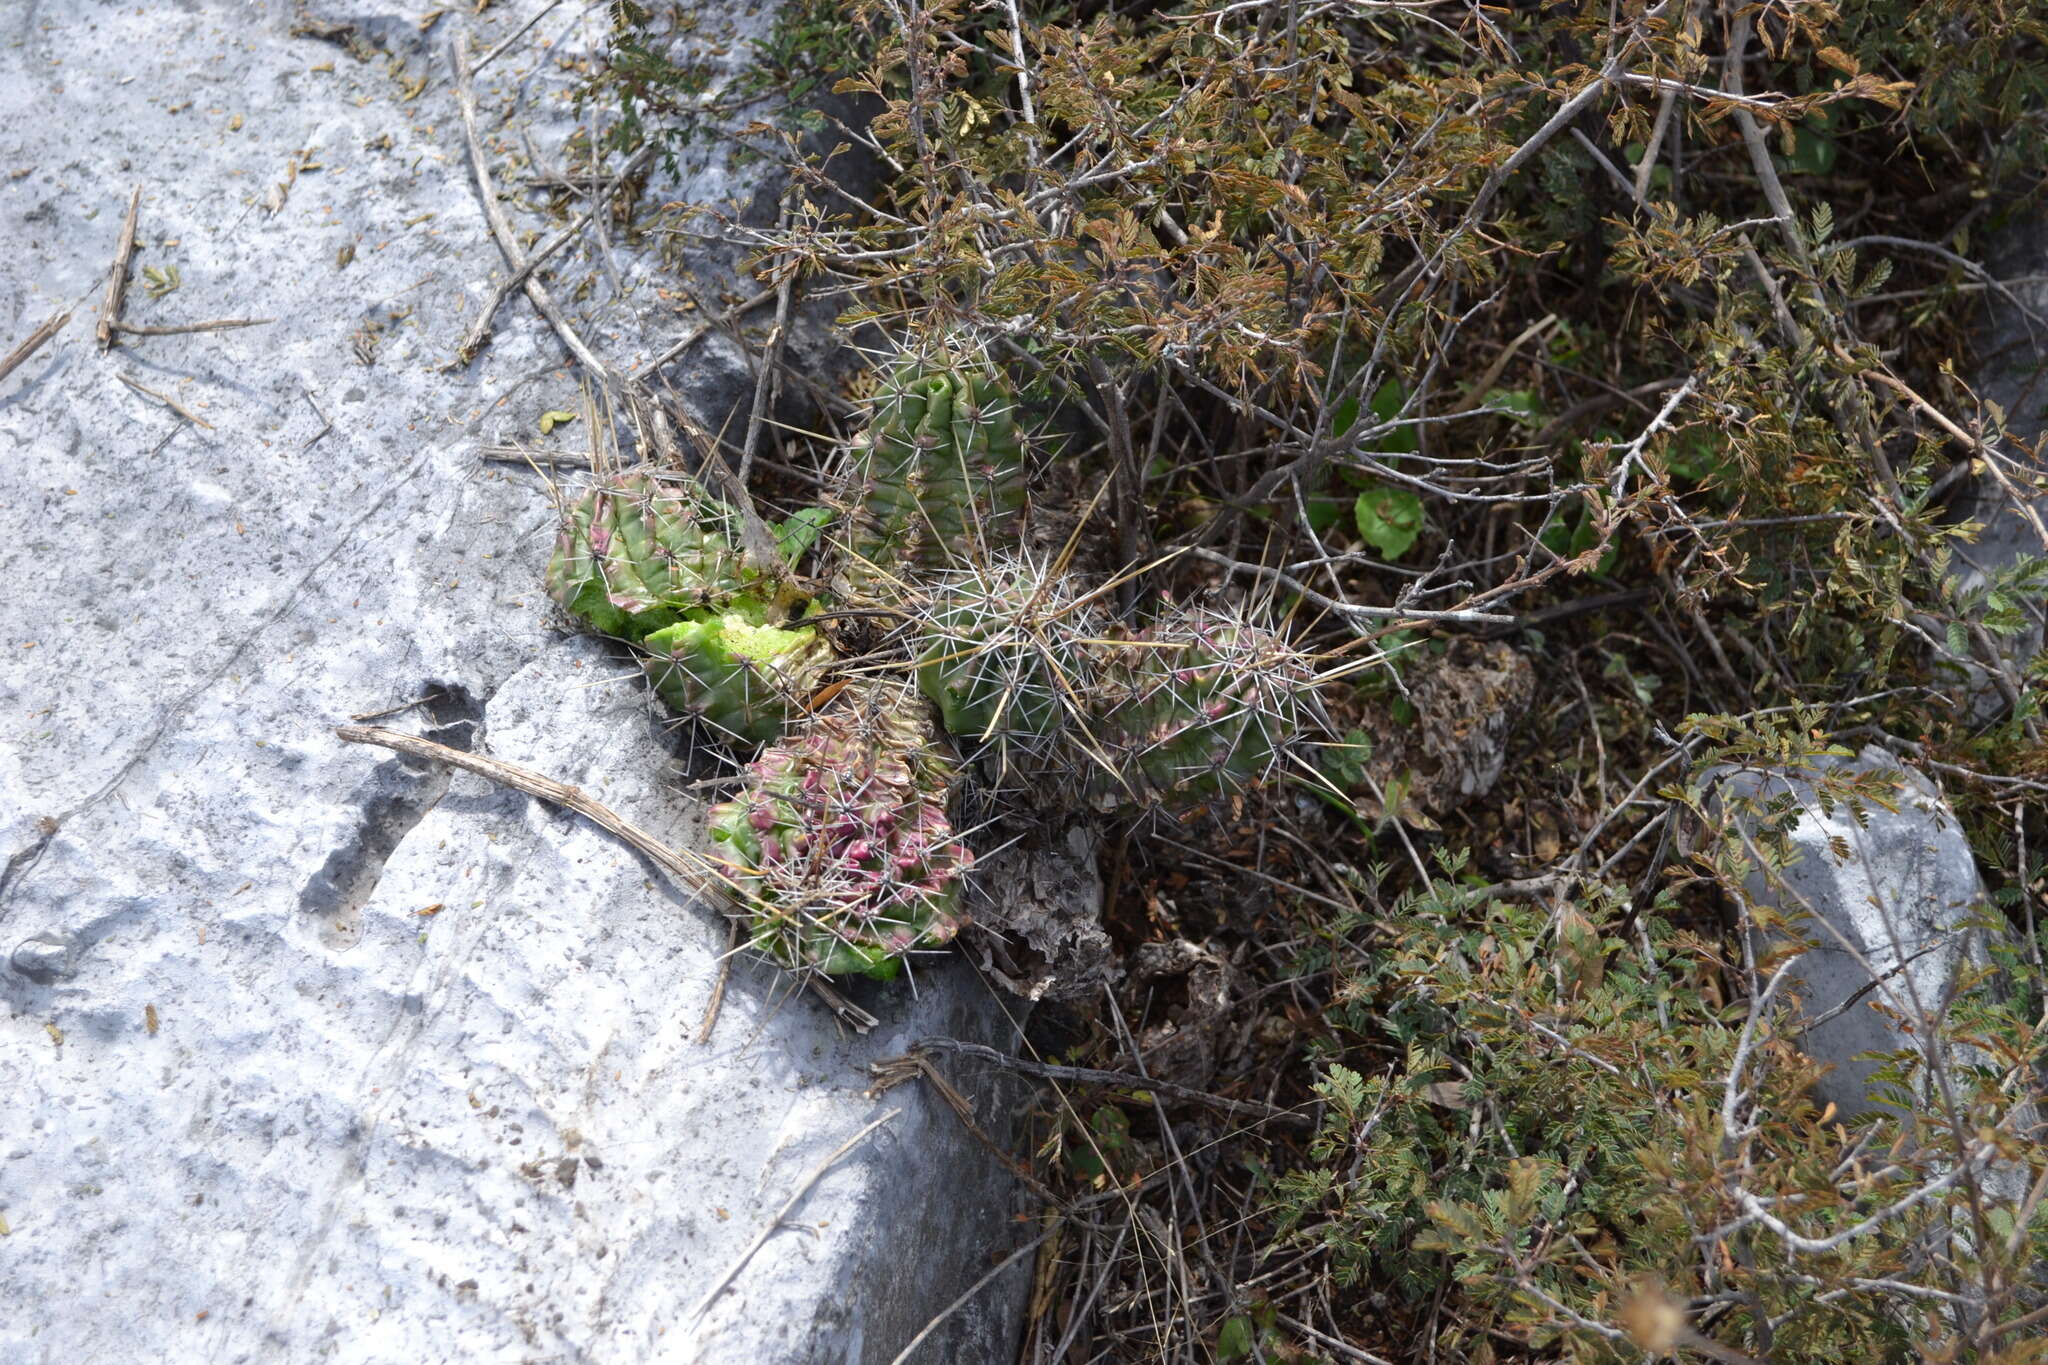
(642, 610, 834, 746)
(1091, 606, 1320, 803)
(839, 361, 1026, 590)
(707, 686, 971, 979)
(547, 471, 829, 745)
(913, 556, 1103, 777)
(546, 472, 753, 641)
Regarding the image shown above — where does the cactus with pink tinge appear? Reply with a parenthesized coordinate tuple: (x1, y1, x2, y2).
(545, 472, 754, 641)
(706, 687, 970, 979)
(547, 472, 831, 745)
(543, 367, 1325, 982)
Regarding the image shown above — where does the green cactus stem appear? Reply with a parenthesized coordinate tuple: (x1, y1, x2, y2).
(641, 607, 833, 747)
(706, 686, 971, 979)
(545, 471, 756, 642)
(548, 472, 834, 745)
(1090, 606, 1320, 803)
(913, 556, 1105, 778)
(838, 361, 1027, 589)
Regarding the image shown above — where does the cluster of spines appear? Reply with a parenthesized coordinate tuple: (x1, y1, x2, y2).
(545, 364, 1323, 981)
(545, 472, 749, 641)
(1089, 603, 1321, 802)
(706, 686, 969, 979)
(913, 555, 1107, 783)
(911, 557, 1320, 806)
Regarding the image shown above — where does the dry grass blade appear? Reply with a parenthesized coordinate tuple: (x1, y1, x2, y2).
(108, 317, 273, 337)
(685, 1109, 901, 1327)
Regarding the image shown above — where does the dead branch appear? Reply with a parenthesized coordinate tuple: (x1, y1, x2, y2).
(903, 1036, 1311, 1130)
(453, 142, 656, 367)
(0, 307, 73, 385)
(451, 35, 613, 379)
(95, 185, 141, 350)
(115, 371, 213, 429)
(108, 317, 274, 337)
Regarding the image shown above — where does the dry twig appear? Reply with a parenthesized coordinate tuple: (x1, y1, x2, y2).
(333, 724, 878, 1032)
(115, 371, 213, 429)
(453, 143, 656, 367)
(108, 317, 274, 337)
(95, 185, 140, 350)
(685, 1109, 901, 1327)
(0, 307, 73, 385)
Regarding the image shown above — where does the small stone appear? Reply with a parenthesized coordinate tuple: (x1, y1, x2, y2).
(9, 934, 77, 984)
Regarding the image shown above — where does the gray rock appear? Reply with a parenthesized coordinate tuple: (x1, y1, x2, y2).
(1936, 213, 2048, 714)
(0, 4, 1029, 1361)
(1708, 747, 2010, 1122)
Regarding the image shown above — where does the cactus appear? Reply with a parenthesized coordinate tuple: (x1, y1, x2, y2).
(642, 608, 834, 747)
(548, 472, 831, 744)
(1089, 605, 1320, 803)
(837, 360, 1027, 590)
(539, 367, 1326, 986)
(545, 472, 753, 642)
(707, 686, 970, 980)
(912, 555, 1104, 777)
(910, 556, 1319, 804)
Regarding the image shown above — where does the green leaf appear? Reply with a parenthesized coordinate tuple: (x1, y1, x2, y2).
(1369, 378, 1419, 454)
(1330, 395, 1360, 437)
(1788, 106, 1838, 175)
(1216, 1317, 1254, 1362)
(538, 410, 579, 435)
(774, 506, 834, 565)
(1355, 483, 1425, 560)
(1483, 388, 1543, 428)
(1319, 1063, 1368, 1120)
(1304, 492, 1346, 534)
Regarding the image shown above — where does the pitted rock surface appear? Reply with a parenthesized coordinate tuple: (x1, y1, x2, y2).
(0, 4, 1027, 1361)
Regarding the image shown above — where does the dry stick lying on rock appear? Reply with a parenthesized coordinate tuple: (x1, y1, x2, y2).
(109, 317, 274, 337)
(451, 34, 613, 380)
(333, 724, 880, 1033)
(630, 285, 775, 381)
(95, 185, 141, 350)
(115, 371, 214, 429)
(684, 1109, 900, 1330)
(0, 307, 72, 385)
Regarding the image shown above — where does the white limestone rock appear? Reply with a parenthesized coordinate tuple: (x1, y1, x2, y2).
(0, 4, 1029, 1361)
